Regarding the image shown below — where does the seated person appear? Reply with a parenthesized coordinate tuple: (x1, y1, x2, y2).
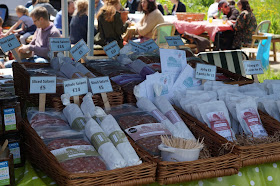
(157, 3, 164, 15)
(231, 0, 257, 49)
(228, 0, 236, 6)
(54, 0, 75, 32)
(163, 0, 186, 15)
(4, 7, 61, 68)
(28, 0, 38, 13)
(95, 0, 104, 15)
(70, 0, 88, 44)
(126, 0, 139, 13)
(208, 0, 221, 18)
(33, 0, 58, 17)
(135, 0, 164, 41)
(94, 0, 130, 48)
(218, 0, 239, 20)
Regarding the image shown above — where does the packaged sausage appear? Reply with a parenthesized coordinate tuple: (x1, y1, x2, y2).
(61, 94, 86, 131)
(85, 117, 127, 170)
(100, 115, 142, 166)
(154, 96, 196, 140)
(80, 92, 96, 118)
(258, 100, 280, 121)
(60, 63, 85, 79)
(196, 101, 236, 141)
(74, 63, 96, 78)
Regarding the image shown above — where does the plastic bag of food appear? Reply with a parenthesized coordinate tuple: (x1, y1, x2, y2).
(197, 101, 236, 141)
(60, 63, 85, 79)
(154, 96, 196, 140)
(236, 97, 268, 138)
(74, 63, 96, 78)
(80, 92, 96, 118)
(258, 100, 280, 121)
(128, 59, 155, 78)
(61, 94, 86, 131)
(85, 117, 127, 169)
(100, 114, 142, 166)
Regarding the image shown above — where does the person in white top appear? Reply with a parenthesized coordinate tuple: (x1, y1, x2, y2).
(208, 0, 221, 18)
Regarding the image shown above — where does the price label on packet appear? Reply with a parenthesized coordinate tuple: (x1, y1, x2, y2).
(141, 39, 159, 52)
(89, 76, 113, 94)
(70, 39, 90, 62)
(103, 41, 120, 58)
(0, 34, 21, 53)
(129, 40, 148, 53)
(63, 77, 88, 97)
(195, 63, 217, 81)
(165, 35, 184, 47)
(49, 37, 71, 51)
(243, 60, 264, 75)
(29, 76, 57, 94)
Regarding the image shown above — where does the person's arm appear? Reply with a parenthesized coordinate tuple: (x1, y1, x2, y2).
(115, 13, 129, 35)
(46, 3, 58, 17)
(232, 13, 245, 31)
(136, 12, 159, 37)
(4, 20, 23, 36)
(54, 13, 62, 29)
(229, 9, 239, 20)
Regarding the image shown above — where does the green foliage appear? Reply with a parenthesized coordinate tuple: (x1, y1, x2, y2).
(258, 68, 280, 83)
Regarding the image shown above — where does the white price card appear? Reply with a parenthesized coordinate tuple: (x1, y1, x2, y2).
(195, 63, 217, 81)
(29, 76, 57, 94)
(129, 40, 148, 53)
(165, 36, 184, 46)
(243, 60, 264, 75)
(140, 39, 159, 52)
(63, 77, 88, 97)
(89, 76, 113, 94)
(0, 34, 21, 53)
(49, 38, 71, 51)
(69, 39, 90, 62)
(103, 41, 120, 58)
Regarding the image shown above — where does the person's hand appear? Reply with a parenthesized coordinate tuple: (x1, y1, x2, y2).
(126, 20, 131, 26)
(163, 4, 168, 12)
(1, 33, 7, 38)
(18, 45, 30, 53)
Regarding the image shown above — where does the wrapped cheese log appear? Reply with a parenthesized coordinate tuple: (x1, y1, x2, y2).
(74, 63, 96, 78)
(60, 63, 84, 79)
(100, 115, 142, 166)
(154, 96, 196, 140)
(136, 97, 184, 139)
(61, 94, 86, 131)
(85, 117, 127, 169)
(81, 93, 96, 118)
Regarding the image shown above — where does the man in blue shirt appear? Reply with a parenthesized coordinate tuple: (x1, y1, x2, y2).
(54, 0, 75, 32)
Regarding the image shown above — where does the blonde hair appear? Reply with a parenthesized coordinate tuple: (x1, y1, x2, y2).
(0, 17, 3, 27)
(37, 0, 49, 3)
(97, 0, 119, 22)
(16, 5, 29, 16)
(73, 0, 88, 17)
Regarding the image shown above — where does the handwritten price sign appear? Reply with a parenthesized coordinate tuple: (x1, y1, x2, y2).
(129, 40, 148, 53)
(243, 60, 264, 75)
(70, 39, 90, 62)
(0, 34, 21, 53)
(63, 78, 88, 97)
(49, 38, 71, 51)
(195, 63, 217, 81)
(89, 76, 113, 94)
(103, 41, 120, 58)
(29, 76, 56, 94)
(141, 39, 159, 52)
(165, 36, 184, 47)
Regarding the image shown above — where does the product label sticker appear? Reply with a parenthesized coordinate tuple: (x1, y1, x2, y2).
(125, 123, 171, 141)
(71, 117, 86, 131)
(63, 77, 88, 97)
(8, 143, 21, 164)
(29, 76, 57, 94)
(243, 60, 264, 75)
(0, 161, 10, 185)
(165, 110, 182, 124)
(129, 40, 148, 53)
(0, 34, 21, 53)
(207, 111, 234, 141)
(3, 108, 16, 131)
(240, 108, 267, 137)
(89, 76, 113, 94)
(140, 39, 159, 52)
(165, 35, 184, 46)
(103, 41, 120, 58)
(69, 39, 90, 62)
(151, 109, 167, 122)
(91, 132, 110, 150)
(108, 131, 128, 147)
(49, 37, 71, 51)
(51, 145, 98, 162)
(195, 63, 217, 81)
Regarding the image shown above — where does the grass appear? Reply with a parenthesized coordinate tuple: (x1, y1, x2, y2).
(257, 68, 280, 83)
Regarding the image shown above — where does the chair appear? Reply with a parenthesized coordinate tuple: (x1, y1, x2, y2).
(197, 50, 249, 76)
(152, 23, 175, 46)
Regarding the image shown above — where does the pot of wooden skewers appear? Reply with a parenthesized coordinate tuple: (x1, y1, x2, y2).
(158, 136, 204, 162)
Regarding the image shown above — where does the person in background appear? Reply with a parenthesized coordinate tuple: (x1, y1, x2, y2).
(126, 0, 139, 13)
(34, 0, 58, 17)
(230, 0, 257, 49)
(218, 0, 239, 20)
(163, 0, 186, 15)
(2, 5, 36, 44)
(25, 1, 33, 8)
(95, 0, 104, 15)
(70, 0, 88, 44)
(228, 0, 235, 6)
(54, 0, 75, 32)
(28, 0, 38, 13)
(95, 0, 130, 47)
(0, 18, 3, 38)
(157, 3, 164, 15)
(4, 7, 61, 68)
(208, 0, 221, 18)
(135, 0, 164, 41)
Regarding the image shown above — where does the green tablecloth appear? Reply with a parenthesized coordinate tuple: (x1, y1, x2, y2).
(15, 161, 280, 186)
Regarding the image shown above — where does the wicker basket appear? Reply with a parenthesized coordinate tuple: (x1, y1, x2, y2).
(176, 13, 205, 22)
(132, 107, 241, 185)
(12, 62, 124, 110)
(176, 107, 280, 167)
(22, 119, 157, 186)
